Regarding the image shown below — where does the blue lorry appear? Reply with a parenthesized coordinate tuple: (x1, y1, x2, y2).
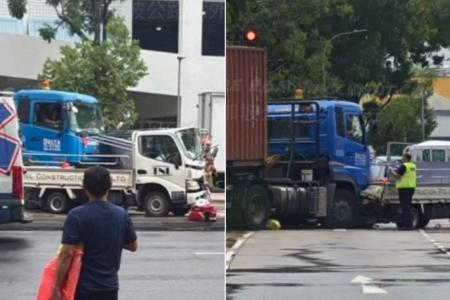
(227, 46, 372, 229)
(266, 100, 371, 227)
(14, 90, 106, 166)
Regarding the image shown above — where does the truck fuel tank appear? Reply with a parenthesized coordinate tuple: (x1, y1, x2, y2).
(271, 185, 328, 217)
(271, 186, 307, 215)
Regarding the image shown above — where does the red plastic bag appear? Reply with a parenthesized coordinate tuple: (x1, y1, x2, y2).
(37, 249, 83, 300)
(188, 203, 217, 222)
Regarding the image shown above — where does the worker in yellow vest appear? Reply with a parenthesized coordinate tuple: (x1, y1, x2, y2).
(391, 153, 417, 230)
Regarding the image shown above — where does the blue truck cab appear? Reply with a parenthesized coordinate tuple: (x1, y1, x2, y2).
(14, 90, 104, 166)
(267, 100, 370, 197)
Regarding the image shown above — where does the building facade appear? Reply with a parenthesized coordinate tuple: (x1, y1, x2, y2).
(0, 0, 225, 128)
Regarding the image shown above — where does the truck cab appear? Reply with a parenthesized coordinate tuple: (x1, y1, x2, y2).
(14, 90, 104, 166)
(267, 100, 370, 194)
(128, 127, 208, 217)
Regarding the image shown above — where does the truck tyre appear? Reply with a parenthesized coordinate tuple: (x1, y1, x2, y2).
(144, 192, 170, 217)
(171, 207, 189, 216)
(324, 189, 357, 229)
(396, 206, 421, 229)
(242, 185, 271, 230)
(47, 192, 70, 214)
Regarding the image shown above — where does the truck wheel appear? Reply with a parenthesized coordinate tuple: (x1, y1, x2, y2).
(47, 192, 70, 214)
(396, 206, 421, 229)
(243, 185, 271, 230)
(144, 192, 170, 217)
(171, 207, 189, 216)
(325, 189, 357, 229)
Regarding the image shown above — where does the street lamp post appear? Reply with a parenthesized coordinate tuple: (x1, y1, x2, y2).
(322, 29, 368, 96)
(422, 91, 426, 141)
(177, 56, 185, 127)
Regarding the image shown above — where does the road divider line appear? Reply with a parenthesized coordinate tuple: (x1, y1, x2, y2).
(419, 229, 450, 256)
(226, 231, 255, 271)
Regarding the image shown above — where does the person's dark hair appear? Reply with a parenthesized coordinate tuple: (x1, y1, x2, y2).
(404, 153, 412, 161)
(83, 166, 112, 198)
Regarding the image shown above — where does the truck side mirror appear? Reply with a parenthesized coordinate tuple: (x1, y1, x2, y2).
(174, 154, 182, 170)
(211, 145, 219, 158)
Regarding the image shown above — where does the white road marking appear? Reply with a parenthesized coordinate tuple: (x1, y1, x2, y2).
(333, 229, 347, 232)
(226, 231, 255, 270)
(194, 252, 224, 255)
(351, 275, 388, 294)
(362, 285, 388, 294)
(419, 229, 450, 256)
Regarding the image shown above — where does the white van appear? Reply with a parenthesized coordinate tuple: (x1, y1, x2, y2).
(0, 91, 30, 224)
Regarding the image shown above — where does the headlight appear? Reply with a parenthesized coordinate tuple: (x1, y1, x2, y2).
(186, 179, 200, 191)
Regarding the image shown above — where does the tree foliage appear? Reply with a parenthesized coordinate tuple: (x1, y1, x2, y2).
(228, 0, 450, 100)
(363, 69, 438, 154)
(8, 0, 122, 43)
(38, 19, 148, 129)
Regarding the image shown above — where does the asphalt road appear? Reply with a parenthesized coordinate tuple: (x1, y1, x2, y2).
(0, 193, 224, 231)
(0, 231, 225, 300)
(227, 220, 450, 300)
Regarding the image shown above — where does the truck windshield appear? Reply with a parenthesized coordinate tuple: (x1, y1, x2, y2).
(177, 128, 203, 160)
(70, 102, 104, 134)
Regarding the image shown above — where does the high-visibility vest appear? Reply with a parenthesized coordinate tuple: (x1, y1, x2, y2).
(396, 162, 417, 189)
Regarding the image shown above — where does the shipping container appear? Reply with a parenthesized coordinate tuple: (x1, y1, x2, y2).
(226, 46, 268, 163)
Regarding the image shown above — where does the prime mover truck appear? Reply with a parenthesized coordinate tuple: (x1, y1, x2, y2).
(226, 46, 371, 229)
(227, 46, 450, 230)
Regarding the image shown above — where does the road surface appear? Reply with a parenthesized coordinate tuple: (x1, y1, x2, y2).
(227, 220, 450, 300)
(0, 231, 225, 299)
(0, 193, 225, 231)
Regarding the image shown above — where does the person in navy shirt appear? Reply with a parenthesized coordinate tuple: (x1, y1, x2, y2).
(52, 166, 138, 300)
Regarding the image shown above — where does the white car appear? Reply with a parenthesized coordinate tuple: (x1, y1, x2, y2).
(0, 91, 31, 224)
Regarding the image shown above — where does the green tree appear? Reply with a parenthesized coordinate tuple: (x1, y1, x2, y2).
(228, 0, 450, 100)
(371, 95, 436, 155)
(8, 0, 122, 43)
(368, 69, 437, 155)
(38, 19, 148, 129)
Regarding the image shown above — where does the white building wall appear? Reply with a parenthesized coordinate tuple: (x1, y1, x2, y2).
(0, 0, 225, 127)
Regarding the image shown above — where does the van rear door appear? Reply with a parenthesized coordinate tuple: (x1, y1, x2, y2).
(0, 95, 29, 224)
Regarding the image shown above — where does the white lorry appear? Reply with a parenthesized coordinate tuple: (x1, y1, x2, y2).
(198, 92, 225, 188)
(362, 141, 450, 228)
(25, 127, 209, 216)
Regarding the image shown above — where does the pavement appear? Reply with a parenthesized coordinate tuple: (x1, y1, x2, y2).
(226, 219, 450, 300)
(0, 193, 224, 231)
(0, 231, 225, 300)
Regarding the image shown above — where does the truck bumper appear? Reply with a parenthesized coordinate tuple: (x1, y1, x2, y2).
(186, 190, 210, 206)
(0, 199, 33, 224)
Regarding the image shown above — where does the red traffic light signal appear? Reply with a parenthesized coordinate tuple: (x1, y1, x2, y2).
(245, 29, 258, 43)
(226, 29, 260, 45)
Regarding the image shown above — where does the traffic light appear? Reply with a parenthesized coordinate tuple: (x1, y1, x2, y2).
(244, 29, 258, 43)
(227, 29, 260, 46)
